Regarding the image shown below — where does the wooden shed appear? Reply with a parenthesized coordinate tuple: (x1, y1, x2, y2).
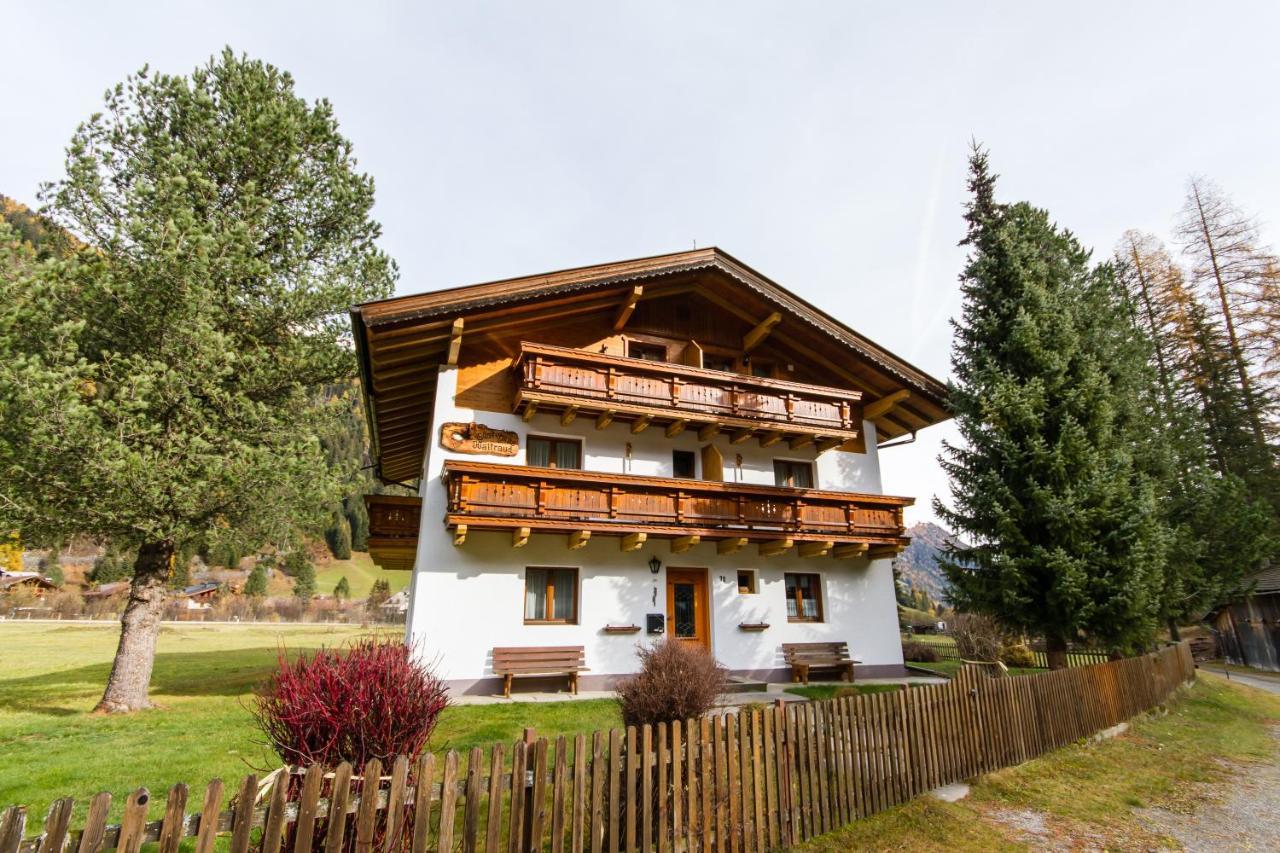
(1211, 565, 1280, 672)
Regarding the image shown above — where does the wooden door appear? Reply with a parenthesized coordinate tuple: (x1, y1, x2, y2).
(665, 569, 711, 651)
(700, 443, 723, 481)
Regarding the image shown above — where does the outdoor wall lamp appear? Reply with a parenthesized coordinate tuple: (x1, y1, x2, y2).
(649, 556, 662, 575)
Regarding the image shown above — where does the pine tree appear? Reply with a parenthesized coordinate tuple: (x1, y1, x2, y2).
(0, 51, 396, 712)
(326, 510, 353, 560)
(936, 148, 1166, 666)
(334, 576, 351, 601)
(91, 550, 134, 585)
(293, 561, 316, 601)
(367, 577, 391, 612)
(244, 563, 269, 598)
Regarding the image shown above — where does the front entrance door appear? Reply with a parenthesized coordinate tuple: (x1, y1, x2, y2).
(665, 569, 711, 651)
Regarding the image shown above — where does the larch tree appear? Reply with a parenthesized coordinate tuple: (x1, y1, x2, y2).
(936, 148, 1166, 666)
(0, 50, 396, 712)
(1176, 178, 1277, 448)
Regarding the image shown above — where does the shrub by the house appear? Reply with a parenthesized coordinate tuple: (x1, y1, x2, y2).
(253, 637, 449, 767)
(901, 641, 941, 663)
(950, 612, 1004, 662)
(616, 640, 728, 729)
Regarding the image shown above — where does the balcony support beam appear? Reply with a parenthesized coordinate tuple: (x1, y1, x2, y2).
(671, 535, 700, 554)
(621, 532, 647, 552)
(522, 402, 538, 423)
(788, 434, 815, 450)
(743, 311, 782, 352)
(717, 537, 748, 555)
(596, 410, 616, 430)
(665, 419, 688, 438)
(560, 405, 578, 427)
(730, 429, 753, 445)
(569, 530, 592, 550)
(815, 436, 843, 454)
(697, 423, 721, 442)
(759, 431, 783, 448)
(758, 538, 794, 558)
(612, 285, 644, 331)
(867, 544, 902, 559)
(512, 527, 531, 548)
(798, 541, 834, 558)
(832, 543, 869, 559)
(631, 414, 652, 434)
(453, 524, 467, 547)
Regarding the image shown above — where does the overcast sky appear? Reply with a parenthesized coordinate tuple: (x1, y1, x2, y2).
(6, 2, 1280, 528)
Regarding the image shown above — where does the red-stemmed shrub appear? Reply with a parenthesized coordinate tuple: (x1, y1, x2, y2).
(616, 640, 728, 728)
(253, 637, 449, 768)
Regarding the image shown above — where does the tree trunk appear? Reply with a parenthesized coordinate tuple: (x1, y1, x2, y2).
(1167, 619, 1182, 642)
(94, 539, 174, 713)
(1045, 633, 1068, 671)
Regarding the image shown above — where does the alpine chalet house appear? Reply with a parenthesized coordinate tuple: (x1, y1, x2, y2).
(352, 249, 950, 694)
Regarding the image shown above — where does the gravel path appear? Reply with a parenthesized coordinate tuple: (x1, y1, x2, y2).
(1138, 725, 1280, 851)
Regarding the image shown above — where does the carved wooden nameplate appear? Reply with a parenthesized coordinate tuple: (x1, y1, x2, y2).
(440, 422, 519, 456)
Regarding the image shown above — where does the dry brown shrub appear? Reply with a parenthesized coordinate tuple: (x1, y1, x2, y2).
(616, 640, 728, 728)
(950, 612, 1004, 661)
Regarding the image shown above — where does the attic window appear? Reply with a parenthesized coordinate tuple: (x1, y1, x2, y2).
(628, 341, 667, 362)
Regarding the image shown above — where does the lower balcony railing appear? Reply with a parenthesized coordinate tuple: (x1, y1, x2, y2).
(443, 460, 910, 558)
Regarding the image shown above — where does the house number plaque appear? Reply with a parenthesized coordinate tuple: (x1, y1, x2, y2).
(440, 422, 519, 457)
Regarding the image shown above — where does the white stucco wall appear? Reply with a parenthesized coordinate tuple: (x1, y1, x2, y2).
(404, 366, 905, 686)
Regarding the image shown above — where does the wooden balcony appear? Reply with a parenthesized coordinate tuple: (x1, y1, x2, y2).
(513, 343, 863, 450)
(364, 494, 422, 571)
(443, 460, 910, 559)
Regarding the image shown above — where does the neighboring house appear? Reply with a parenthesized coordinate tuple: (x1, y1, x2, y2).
(83, 581, 130, 599)
(1211, 565, 1280, 672)
(379, 590, 410, 616)
(171, 581, 220, 608)
(0, 571, 57, 595)
(351, 248, 952, 693)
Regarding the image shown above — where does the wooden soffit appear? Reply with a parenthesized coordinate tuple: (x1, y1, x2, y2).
(353, 248, 951, 482)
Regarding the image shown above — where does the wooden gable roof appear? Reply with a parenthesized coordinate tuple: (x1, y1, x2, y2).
(352, 248, 951, 483)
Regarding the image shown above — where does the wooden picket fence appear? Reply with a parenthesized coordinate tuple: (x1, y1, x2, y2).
(1, 643, 1195, 853)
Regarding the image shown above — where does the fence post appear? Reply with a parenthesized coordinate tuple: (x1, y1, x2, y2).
(522, 728, 537, 853)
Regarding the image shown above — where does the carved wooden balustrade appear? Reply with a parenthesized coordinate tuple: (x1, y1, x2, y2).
(513, 342, 864, 449)
(365, 494, 423, 571)
(443, 460, 910, 557)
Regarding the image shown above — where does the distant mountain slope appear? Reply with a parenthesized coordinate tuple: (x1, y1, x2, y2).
(898, 521, 962, 603)
(1, 194, 78, 256)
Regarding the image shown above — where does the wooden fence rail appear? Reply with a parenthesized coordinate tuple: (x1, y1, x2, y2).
(0, 644, 1195, 853)
(901, 633, 1113, 669)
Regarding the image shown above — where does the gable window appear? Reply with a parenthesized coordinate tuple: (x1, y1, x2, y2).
(785, 573, 823, 622)
(673, 450, 696, 479)
(528, 436, 582, 469)
(749, 359, 775, 379)
(773, 460, 814, 489)
(628, 341, 667, 362)
(525, 568, 578, 624)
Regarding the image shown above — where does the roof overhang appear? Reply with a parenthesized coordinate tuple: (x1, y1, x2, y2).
(352, 247, 951, 483)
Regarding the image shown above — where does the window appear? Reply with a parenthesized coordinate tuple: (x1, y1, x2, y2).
(525, 568, 578, 624)
(703, 353, 736, 373)
(785, 573, 823, 622)
(673, 449, 696, 479)
(750, 359, 775, 378)
(737, 570, 757, 594)
(773, 460, 814, 489)
(527, 436, 582, 469)
(628, 341, 667, 362)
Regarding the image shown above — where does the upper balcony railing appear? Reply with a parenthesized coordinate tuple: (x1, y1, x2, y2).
(442, 460, 909, 557)
(513, 343, 863, 446)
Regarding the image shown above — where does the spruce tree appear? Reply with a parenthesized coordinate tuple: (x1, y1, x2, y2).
(334, 575, 351, 601)
(293, 561, 316, 601)
(244, 563, 269, 598)
(937, 148, 1166, 665)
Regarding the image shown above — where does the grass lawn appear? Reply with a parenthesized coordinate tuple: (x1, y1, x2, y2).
(314, 551, 411, 599)
(799, 673, 1280, 850)
(0, 621, 621, 827)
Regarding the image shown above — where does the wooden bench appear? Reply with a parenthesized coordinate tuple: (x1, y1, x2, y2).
(492, 646, 588, 698)
(782, 642, 859, 684)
